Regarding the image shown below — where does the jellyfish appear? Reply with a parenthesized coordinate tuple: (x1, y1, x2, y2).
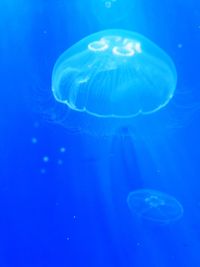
(127, 189, 183, 224)
(52, 29, 177, 135)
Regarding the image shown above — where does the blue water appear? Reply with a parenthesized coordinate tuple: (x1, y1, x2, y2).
(1, 0, 200, 266)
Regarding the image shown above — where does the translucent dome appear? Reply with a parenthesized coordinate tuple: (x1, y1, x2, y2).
(127, 189, 183, 224)
(51, 29, 177, 135)
(52, 29, 177, 118)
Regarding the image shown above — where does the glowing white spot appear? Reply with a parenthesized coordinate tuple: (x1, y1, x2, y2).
(31, 137, 37, 144)
(43, 156, 49, 162)
(134, 42, 142, 53)
(123, 38, 129, 45)
(60, 147, 66, 153)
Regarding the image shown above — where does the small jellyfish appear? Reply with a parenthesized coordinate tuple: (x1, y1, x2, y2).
(52, 29, 177, 135)
(127, 189, 183, 224)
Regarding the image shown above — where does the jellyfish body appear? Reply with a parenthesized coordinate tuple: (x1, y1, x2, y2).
(52, 29, 177, 134)
(127, 189, 183, 224)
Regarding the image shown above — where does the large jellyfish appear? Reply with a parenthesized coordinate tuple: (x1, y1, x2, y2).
(52, 29, 177, 134)
(127, 189, 183, 224)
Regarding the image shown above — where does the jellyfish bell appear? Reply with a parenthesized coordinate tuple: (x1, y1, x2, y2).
(127, 189, 184, 225)
(52, 29, 177, 135)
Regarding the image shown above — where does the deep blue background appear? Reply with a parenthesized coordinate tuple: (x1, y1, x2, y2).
(1, 0, 200, 266)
